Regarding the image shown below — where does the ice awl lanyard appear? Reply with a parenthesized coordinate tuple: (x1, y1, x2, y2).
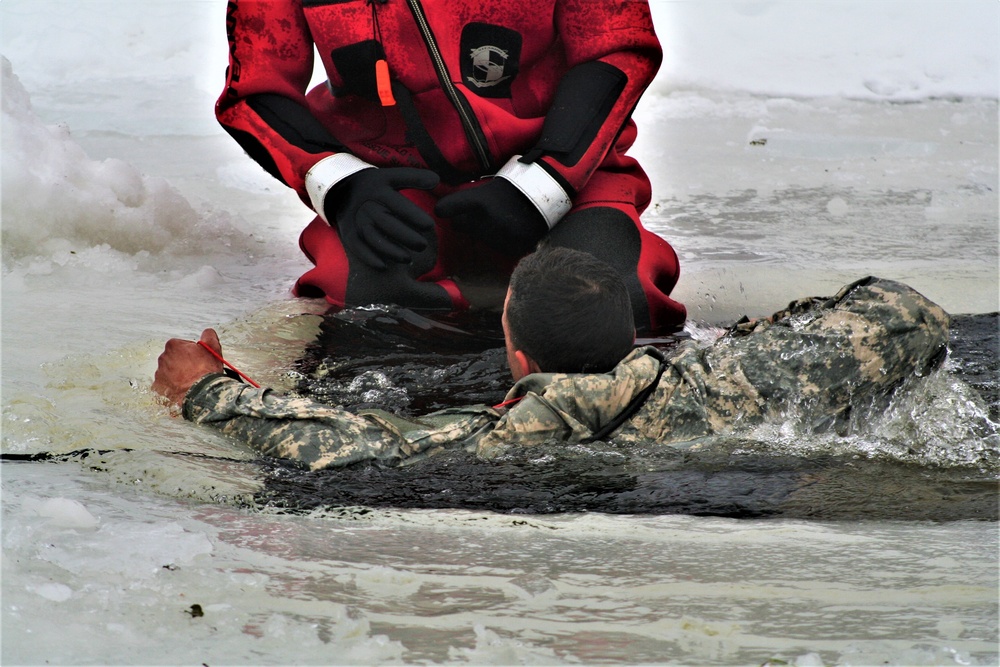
(197, 340, 261, 388)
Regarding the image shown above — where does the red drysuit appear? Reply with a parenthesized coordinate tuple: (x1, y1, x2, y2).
(217, 0, 686, 331)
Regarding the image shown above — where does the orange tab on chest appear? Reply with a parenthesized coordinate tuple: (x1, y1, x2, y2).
(375, 59, 396, 106)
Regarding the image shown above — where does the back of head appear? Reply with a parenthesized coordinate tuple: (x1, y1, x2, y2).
(507, 247, 634, 374)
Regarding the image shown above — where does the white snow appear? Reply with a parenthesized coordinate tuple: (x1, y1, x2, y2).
(651, 1, 998, 100)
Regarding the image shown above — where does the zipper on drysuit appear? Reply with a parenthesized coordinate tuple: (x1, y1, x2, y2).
(388, 0, 494, 174)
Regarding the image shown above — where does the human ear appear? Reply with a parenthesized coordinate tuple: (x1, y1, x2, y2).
(515, 350, 541, 376)
(512, 349, 542, 379)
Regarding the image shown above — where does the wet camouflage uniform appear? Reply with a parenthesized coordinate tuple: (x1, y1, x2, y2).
(184, 277, 949, 470)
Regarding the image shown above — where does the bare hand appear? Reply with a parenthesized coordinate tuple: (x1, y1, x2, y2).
(152, 329, 225, 407)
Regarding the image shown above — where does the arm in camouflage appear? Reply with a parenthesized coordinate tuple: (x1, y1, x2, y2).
(183, 374, 498, 470)
(183, 374, 405, 469)
(475, 349, 664, 455)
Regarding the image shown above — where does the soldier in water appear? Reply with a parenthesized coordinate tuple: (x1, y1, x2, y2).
(153, 248, 949, 470)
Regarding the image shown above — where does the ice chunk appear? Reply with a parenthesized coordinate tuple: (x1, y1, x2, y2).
(31, 498, 99, 529)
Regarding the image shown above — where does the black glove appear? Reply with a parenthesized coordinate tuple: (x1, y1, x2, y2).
(327, 167, 440, 269)
(434, 178, 548, 256)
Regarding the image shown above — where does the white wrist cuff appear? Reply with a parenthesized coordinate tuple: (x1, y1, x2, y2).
(304, 154, 375, 222)
(495, 156, 572, 229)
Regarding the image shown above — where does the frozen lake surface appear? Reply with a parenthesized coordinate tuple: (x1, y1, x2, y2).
(2, 1, 998, 664)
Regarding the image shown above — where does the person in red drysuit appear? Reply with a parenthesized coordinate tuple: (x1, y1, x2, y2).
(216, 0, 686, 332)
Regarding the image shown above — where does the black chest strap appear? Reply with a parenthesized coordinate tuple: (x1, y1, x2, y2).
(581, 348, 667, 444)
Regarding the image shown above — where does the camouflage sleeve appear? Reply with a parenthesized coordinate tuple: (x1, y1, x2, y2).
(476, 351, 666, 457)
(361, 406, 502, 465)
(183, 374, 409, 470)
(475, 394, 578, 459)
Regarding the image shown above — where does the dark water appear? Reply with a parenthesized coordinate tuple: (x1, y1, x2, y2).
(292, 306, 513, 417)
(252, 307, 999, 521)
(948, 313, 1000, 423)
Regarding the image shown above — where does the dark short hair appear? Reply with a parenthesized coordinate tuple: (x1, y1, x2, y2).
(507, 247, 634, 373)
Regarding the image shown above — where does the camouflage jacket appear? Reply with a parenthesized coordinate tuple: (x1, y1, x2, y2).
(183, 277, 949, 470)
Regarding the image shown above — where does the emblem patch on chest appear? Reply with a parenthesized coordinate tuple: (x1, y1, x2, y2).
(460, 23, 522, 98)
